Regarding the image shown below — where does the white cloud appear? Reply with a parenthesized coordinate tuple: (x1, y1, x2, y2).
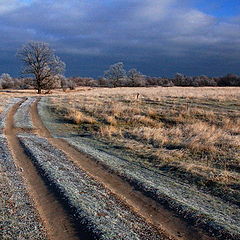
(135, 0, 177, 21)
(172, 9, 215, 34)
(182, 10, 214, 27)
(0, 0, 20, 14)
(59, 46, 102, 55)
(0, 0, 33, 14)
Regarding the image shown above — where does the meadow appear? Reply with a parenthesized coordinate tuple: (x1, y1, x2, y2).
(50, 87, 240, 187)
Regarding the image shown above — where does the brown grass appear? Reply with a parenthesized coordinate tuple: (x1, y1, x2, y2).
(49, 87, 240, 185)
(67, 109, 97, 124)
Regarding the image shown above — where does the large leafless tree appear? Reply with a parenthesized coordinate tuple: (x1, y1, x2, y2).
(17, 41, 65, 94)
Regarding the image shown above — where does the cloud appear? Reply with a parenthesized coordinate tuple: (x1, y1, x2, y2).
(0, 0, 22, 14)
(0, 0, 240, 77)
(0, 0, 34, 14)
(135, 0, 177, 21)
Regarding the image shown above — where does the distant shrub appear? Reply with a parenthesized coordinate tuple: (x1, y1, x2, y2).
(0, 73, 14, 89)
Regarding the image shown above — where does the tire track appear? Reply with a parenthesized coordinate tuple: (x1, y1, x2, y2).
(4, 98, 80, 240)
(0, 135, 47, 240)
(19, 133, 166, 240)
(32, 97, 215, 240)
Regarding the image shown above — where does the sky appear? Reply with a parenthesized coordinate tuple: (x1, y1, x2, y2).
(0, 0, 240, 78)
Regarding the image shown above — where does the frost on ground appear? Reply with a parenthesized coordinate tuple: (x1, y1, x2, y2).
(19, 134, 166, 240)
(0, 135, 46, 240)
(14, 97, 36, 129)
(38, 98, 240, 240)
(0, 98, 22, 132)
(65, 136, 240, 240)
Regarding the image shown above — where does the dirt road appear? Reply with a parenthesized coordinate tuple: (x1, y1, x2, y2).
(1, 97, 224, 239)
(4, 98, 79, 240)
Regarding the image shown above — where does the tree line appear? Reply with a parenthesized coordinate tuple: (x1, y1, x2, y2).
(62, 63, 240, 88)
(0, 42, 239, 93)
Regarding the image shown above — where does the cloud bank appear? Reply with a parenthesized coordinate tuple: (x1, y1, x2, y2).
(0, 0, 240, 77)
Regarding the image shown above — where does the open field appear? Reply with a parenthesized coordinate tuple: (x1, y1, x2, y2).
(48, 87, 240, 186)
(0, 87, 239, 240)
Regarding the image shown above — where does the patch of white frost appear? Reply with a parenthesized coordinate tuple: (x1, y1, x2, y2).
(19, 134, 163, 240)
(0, 135, 46, 239)
(14, 98, 36, 129)
(0, 98, 22, 131)
(65, 136, 240, 238)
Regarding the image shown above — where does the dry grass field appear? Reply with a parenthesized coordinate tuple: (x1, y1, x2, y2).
(0, 87, 239, 239)
(50, 87, 240, 186)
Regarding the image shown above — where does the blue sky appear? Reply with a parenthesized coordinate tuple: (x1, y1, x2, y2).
(0, 0, 240, 78)
(193, 0, 240, 17)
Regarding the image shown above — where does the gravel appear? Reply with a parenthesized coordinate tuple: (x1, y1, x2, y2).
(0, 134, 47, 240)
(19, 134, 166, 240)
(14, 97, 36, 129)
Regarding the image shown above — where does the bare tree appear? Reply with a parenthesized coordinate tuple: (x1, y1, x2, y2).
(104, 62, 126, 87)
(127, 68, 145, 86)
(17, 41, 65, 94)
